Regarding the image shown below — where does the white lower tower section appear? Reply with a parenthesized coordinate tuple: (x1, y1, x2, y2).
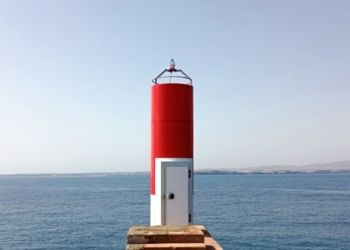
(150, 158, 193, 226)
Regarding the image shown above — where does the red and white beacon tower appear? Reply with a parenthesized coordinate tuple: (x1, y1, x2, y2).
(150, 59, 193, 226)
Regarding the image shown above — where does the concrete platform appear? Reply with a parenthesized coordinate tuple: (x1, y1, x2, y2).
(126, 225, 222, 250)
(126, 243, 206, 250)
(127, 225, 204, 244)
(197, 226, 223, 250)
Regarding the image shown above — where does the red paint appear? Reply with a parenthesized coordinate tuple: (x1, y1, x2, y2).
(150, 159, 155, 194)
(150, 83, 193, 194)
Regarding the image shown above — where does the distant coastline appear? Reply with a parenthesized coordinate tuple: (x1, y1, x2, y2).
(1, 170, 350, 177)
(1, 161, 349, 177)
(195, 169, 350, 175)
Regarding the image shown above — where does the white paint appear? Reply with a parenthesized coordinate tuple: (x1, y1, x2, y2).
(150, 194, 156, 225)
(150, 158, 193, 226)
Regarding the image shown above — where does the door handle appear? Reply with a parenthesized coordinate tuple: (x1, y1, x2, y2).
(167, 193, 175, 200)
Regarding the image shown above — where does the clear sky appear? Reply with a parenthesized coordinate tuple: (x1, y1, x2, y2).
(1, 1, 349, 174)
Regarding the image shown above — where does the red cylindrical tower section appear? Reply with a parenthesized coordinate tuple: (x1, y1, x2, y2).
(151, 83, 193, 194)
(152, 83, 193, 158)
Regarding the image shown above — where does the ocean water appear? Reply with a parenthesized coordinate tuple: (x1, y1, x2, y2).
(0, 174, 349, 249)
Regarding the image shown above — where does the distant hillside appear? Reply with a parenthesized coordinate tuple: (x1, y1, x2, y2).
(2, 161, 350, 176)
(196, 161, 350, 174)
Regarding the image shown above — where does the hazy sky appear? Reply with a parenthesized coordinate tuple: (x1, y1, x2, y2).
(1, 1, 349, 174)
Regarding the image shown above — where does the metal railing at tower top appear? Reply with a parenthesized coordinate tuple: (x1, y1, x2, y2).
(152, 59, 192, 85)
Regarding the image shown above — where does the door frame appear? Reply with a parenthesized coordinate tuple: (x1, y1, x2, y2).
(155, 158, 193, 225)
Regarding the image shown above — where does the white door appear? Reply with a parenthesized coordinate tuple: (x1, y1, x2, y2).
(164, 166, 189, 225)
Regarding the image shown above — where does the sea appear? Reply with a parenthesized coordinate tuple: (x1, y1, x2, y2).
(0, 174, 349, 250)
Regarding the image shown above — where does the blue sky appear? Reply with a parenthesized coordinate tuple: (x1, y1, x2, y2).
(1, 1, 349, 174)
